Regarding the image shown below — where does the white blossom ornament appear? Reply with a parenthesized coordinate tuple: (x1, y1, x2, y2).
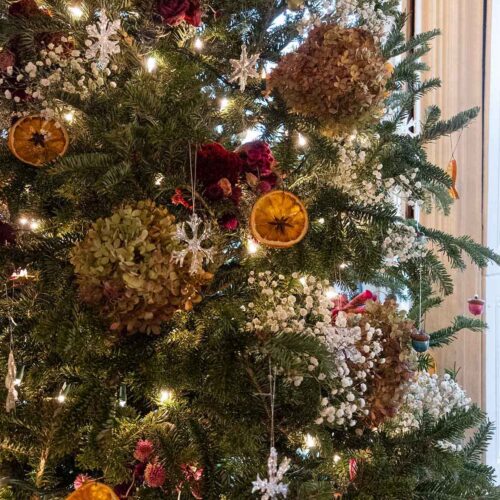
(173, 213, 215, 275)
(85, 11, 121, 69)
(252, 447, 290, 499)
(229, 45, 260, 92)
(5, 350, 18, 413)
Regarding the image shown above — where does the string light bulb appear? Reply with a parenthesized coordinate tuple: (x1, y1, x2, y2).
(57, 382, 70, 404)
(146, 56, 157, 73)
(159, 389, 173, 404)
(14, 365, 24, 386)
(333, 453, 341, 463)
(18, 217, 28, 226)
(299, 276, 307, 286)
(247, 239, 259, 255)
(194, 38, 204, 51)
(317, 218, 325, 225)
(29, 220, 40, 231)
(118, 384, 127, 407)
(297, 133, 308, 147)
(304, 434, 317, 450)
(219, 97, 229, 111)
(68, 4, 84, 19)
(339, 262, 349, 270)
(326, 287, 338, 300)
(63, 111, 74, 123)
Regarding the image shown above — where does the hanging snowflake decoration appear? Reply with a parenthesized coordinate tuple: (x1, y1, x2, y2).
(84, 11, 121, 69)
(252, 447, 290, 499)
(396, 117, 417, 138)
(173, 213, 215, 275)
(5, 350, 17, 413)
(229, 44, 260, 92)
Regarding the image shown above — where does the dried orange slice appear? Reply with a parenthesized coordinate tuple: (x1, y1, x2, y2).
(67, 482, 118, 500)
(250, 190, 309, 248)
(8, 115, 69, 167)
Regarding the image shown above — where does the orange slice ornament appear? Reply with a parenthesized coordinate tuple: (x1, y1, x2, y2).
(250, 190, 309, 248)
(8, 115, 69, 167)
(67, 482, 118, 500)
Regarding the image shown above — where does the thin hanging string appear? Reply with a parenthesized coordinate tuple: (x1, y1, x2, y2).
(416, 222, 423, 330)
(188, 142, 197, 214)
(449, 128, 464, 160)
(5, 283, 13, 350)
(269, 358, 276, 449)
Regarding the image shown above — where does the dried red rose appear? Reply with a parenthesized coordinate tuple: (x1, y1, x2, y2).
(156, 0, 202, 27)
(197, 142, 242, 203)
(9, 0, 49, 17)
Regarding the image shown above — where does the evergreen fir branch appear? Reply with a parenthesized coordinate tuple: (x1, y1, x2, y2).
(421, 107, 480, 142)
(430, 316, 485, 348)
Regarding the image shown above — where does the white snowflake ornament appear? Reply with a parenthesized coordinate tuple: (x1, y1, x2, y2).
(173, 213, 215, 275)
(396, 117, 417, 138)
(229, 44, 260, 92)
(85, 11, 121, 69)
(5, 350, 17, 413)
(252, 447, 290, 499)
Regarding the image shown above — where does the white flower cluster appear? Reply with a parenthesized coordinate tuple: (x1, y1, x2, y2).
(382, 224, 426, 267)
(335, 0, 396, 41)
(330, 133, 394, 206)
(0, 13, 120, 119)
(244, 272, 385, 430)
(389, 372, 472, 434)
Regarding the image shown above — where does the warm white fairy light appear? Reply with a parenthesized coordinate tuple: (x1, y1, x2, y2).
(63, 111, 74, 123)
(304, 434, 317, 450)
(317, 218, 325, 225)
(219, 97, 229, 111)
(57, 394, 66, 403)
(299, 276, 307, 286)
(154, 174, 164, 186)
(12, 269, 29, 279)
(29, 220, 40, 231)
(325, 287, 338, 300)
(159, 389, 173, 404)
(68, 5, 84, 19)
(297, 133, 308, 147)
(247, 239, 260, 255)
(340, 263, 349, 270)
(18, 217, 28, 226)
(333, 453, 341, 463)
(194, 38, 204, 51)
(146, 56, 157, 73)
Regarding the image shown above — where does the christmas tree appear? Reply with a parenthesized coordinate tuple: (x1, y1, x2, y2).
(0, 0, 498, 498)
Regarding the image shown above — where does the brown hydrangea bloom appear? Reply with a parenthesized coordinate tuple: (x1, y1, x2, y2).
(357, 299, 414, 427)
(70, 200, 212, 335)
(268, 23, 393, 135)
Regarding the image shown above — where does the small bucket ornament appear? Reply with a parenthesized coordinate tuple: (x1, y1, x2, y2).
(468, 295, 485, 316)
(411, 329, 430, 353)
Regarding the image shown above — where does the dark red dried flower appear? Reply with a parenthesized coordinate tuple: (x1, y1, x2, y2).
(238, 141, 276, 177)
(197, 143, 242, 203)
(156, 0, 202, 27)
(219, 214, 239, 231)
(9, 0, 48, 17)
(0, 51, 15, 73)
(172, 188, 193, 210)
